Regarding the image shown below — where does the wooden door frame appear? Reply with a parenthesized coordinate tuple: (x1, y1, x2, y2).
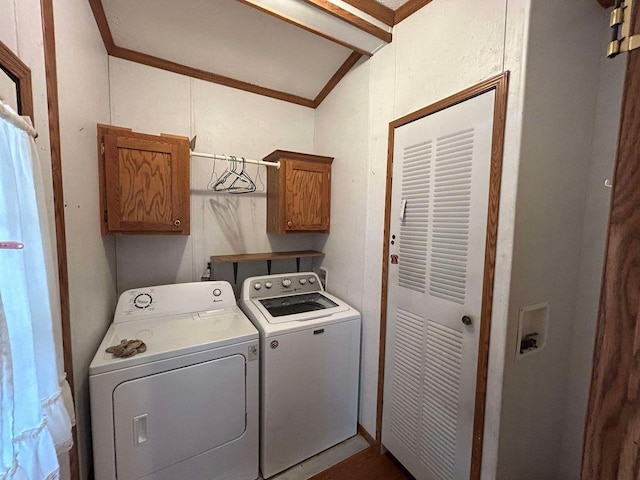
(0, 39, 34, 121)
(40, 1, 80, 480)
(376, 72, 509, 480)
(581, 4, 640, 478)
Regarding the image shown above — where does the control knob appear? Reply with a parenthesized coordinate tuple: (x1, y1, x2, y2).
(282, 279, 292, 287)
(299, 278, 307, 285)
(265, 282, 273, 289)
(254, 282, 262, 290)
(308, 277, 316, 284)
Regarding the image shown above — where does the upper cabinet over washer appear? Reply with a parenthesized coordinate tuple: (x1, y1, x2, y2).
(97, 124, 190, 235)
(265, 150, 333, 234)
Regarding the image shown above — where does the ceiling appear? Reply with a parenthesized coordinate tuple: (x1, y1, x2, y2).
(93, 0, 408, 107)
(90, 0, 611, 108)
(103, 0, 354, 100)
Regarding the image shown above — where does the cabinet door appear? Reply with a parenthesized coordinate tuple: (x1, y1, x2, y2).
(104, 132, 188, 233)
(285, 159, 330, 232)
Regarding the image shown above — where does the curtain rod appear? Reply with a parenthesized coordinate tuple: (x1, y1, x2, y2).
(0, 99, 37, 138)
(190, 151, 281, 169)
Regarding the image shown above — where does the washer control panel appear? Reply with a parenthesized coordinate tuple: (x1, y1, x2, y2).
(245, 272, 323, 299)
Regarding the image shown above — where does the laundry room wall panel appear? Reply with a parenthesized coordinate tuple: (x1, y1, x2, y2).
(496, 1, 605, 478)
(392, 0, 506, 120)
(108, 58, 193, 292)
(314, 0, 529, 476)
(54, 0, 115, 477)
(0, 0, 18, 52)
(108, 57, 316, 293)
(313, 56, 371, 432)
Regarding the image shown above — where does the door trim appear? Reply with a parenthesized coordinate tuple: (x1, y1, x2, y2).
(376, 72, 509, 480)
(581, 3, 640, 477)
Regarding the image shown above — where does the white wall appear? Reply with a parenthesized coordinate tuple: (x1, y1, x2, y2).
(53, 0, 116, 478)
(559, 23, 625, 479)
(108, 57, 318, 294)
(313, 55, 374, 431)
(497, 1, 606, 478)
(314, 3, 529, 478)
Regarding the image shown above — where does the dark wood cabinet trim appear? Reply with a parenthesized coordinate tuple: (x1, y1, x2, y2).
(99, 125, 190, 235)
(265, 151, 333, 234)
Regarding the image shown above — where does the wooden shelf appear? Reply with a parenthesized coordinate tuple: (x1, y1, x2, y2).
(210, 250, 324, 283)
(210, 250, 324, 265)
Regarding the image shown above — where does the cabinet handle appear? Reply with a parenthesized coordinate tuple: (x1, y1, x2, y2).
(174, 219, 181, 227)
(287, 221, 293, 227)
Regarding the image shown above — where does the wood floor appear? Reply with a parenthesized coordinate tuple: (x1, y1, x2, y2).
(308, 447, 414, 480)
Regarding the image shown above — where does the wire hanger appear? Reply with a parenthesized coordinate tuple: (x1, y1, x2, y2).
(211, 155, 256, 194)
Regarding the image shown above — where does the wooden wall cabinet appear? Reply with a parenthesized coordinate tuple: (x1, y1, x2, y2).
(265, 150, 333, 234)
(98, 124, 190, 235)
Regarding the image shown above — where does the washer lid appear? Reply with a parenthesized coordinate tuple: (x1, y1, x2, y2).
(90, 306, 258, 375)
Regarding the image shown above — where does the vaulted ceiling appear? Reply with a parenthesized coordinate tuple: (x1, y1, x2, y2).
(89, 0, 611, 108)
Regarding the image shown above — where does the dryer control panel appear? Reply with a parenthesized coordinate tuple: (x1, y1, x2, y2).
(244, 272, 323, 300)
(114, 281, 237, 322)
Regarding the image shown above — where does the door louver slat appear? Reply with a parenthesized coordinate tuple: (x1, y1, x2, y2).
(419, 320, 463, 480)
(399, 141, 432, 293)
(390, 308, 425, 454)
(429, 128, 473, 304)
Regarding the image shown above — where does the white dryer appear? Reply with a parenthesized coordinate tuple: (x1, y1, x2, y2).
(239, 272, 361, 479)
(89, 281, 259, 480)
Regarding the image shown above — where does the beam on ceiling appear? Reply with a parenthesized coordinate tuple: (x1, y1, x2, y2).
(301, 0, 392, 42)
(339, 0, 394, 27)
(88, 0, 114, 52)
(394, 0, 433, 24)
(235, 0, 372, 56)
(109, 46, 316, 108)
(87, 0, 362, 108)
(313, 51, 363, 107)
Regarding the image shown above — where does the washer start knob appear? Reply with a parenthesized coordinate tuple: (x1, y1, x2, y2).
(282, 279, 292, 287)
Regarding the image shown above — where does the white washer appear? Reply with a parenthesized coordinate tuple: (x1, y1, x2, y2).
(89, 281, 259, 480)
(239, 272, 361, 479)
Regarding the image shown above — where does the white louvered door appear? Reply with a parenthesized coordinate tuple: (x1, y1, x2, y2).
(382, 90, 495, 480)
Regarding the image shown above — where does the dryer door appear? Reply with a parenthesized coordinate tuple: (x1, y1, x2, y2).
(113, 354, 246, 479)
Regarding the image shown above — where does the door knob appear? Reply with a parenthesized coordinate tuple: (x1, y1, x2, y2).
(461, 315, 472, 326)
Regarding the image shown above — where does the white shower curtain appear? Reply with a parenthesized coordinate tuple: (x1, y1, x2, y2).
(0, 101, 75, 480)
